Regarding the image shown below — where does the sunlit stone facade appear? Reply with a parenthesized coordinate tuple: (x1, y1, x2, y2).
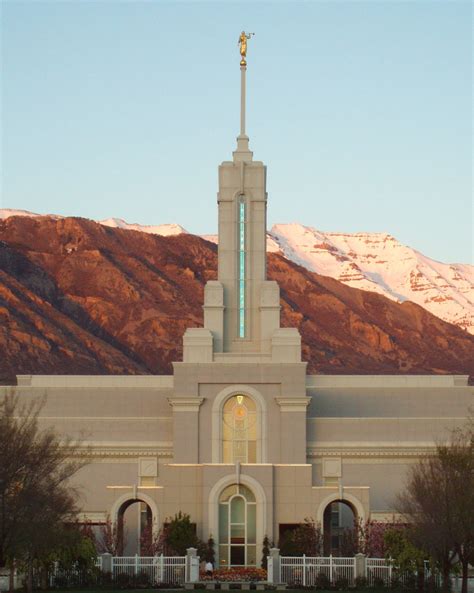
(3, 61, 472, 559)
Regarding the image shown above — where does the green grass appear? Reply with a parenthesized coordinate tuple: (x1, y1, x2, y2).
(52, 587, 404, 593)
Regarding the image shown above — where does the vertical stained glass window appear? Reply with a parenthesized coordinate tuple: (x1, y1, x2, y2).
(222, 395, 257, 463)
(218, 484, 257, 567)
(238, 198, 246, 338)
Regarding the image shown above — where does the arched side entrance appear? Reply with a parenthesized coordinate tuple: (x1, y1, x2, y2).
(209, 475, 266, 568)
(322, 500, 357, 556)
(316, 493, 366, 557)
(110, 492, 159, 555)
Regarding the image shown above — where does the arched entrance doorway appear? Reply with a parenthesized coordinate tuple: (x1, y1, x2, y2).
(110, 493, 159, 556)
(218, 484, 257, 567)
(117, 499, 154, 555)
(323, 500, 357, 556)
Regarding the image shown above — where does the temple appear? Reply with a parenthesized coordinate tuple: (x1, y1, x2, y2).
(2, 40, 472, 559)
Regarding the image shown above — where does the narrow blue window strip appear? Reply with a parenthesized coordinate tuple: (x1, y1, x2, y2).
(239, 201, 245, 338)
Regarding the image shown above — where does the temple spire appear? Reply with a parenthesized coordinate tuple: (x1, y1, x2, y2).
(234, 31, 254, 162)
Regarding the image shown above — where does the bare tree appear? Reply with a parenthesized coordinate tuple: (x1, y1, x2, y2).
(397, 420, 474, 593)
(97, 515, 128, 555)
(0, 391, 88, 591)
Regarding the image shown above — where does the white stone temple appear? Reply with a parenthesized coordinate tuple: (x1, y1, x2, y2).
(3, 41, 472, 559)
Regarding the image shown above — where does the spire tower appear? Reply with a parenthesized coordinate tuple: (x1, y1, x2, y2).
(182, 33, 302, 363)
(234, 32, 254, 161)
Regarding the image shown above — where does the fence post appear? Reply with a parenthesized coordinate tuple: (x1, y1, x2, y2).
(389, 557, 393, 584)
(303, 555, 306, 587)
(160, 554, 164, 583)
(330, 555, 333, 584)
(186, 547, 198, 583)
(269, 548, 281, 584)
(101, 553, 113, 575)
(355, 554, 366, 581)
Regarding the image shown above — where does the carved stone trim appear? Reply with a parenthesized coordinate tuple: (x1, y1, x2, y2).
(307, 446, 436, 458)
(275, 397, 311, 412)
(168, 397, 205, 412)
(72, 447, 173, 459)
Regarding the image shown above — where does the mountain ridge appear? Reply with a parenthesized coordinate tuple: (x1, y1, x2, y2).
(0, 214, 473, 384)
(1, 209, 472, 335)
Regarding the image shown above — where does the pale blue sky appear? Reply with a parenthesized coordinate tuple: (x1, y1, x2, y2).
(1, 0, 472, 263)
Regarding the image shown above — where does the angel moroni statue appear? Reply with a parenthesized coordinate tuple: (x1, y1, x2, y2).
(238, 31, 254, 66)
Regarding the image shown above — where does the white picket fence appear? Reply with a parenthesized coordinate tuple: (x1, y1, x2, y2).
(278, 555, 443, 588)
(111, 555, 186, 585)
(49, 555, 187, 587)
(366, 557, 392, 585)
(280, 555, 356, 587)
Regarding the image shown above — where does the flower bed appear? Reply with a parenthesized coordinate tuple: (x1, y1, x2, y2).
(200, 568, 267, 582)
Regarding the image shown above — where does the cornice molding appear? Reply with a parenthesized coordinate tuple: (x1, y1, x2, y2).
(307, 446, 436, 458)
(72, 447, 173, 459)
(168, 397, 205, 412)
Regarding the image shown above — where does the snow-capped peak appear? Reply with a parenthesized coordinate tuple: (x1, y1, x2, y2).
(1, 210, 472, 334)
(269, 223, 473, 334)
(99, 218, 187, 236)
(0, 208, 63, 220)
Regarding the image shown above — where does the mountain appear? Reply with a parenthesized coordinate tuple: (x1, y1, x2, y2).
(100, 217, 187, 237)
(269, 224, 473, 335)
(1, 209, 472, 335)
(0, 214, 473, 384)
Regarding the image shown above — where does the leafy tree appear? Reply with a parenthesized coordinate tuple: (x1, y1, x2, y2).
(396, 418, 474, 593)
(0, 392, 88, 592)
(261, 535, 272, 569)
(279, 518, 322, 556)
(205, 535, 215, 564)
(383, 527, 425, 590)
(165, 512, 202, 556)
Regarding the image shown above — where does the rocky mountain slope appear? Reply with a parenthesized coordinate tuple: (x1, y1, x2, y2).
(1, 214, 473, 384)
(2, 209, 472, 335)
(268, 224, 473, 335)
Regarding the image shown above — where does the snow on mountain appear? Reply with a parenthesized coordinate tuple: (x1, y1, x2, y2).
(1, 210, 472, 333)
(0, 210, 187, 237)
(99, 217, 188, 236)
(269, 223, 474, 335)
(0, 208, 63, 220)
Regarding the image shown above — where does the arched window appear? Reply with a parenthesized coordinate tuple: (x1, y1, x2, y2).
(218, 484, 256, 566)
(222, 395, 257, 463)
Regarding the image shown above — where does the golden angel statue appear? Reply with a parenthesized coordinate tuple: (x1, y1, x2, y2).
(238, 31, 255, 66)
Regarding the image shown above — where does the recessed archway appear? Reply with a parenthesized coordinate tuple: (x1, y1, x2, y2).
(110, 492, 159, 555)
(323, 500, 357, 556)
(316, 493, 366, 557)
(208, 474, 267, 567)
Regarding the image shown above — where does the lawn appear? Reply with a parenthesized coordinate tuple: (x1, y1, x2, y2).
(51, 589, 406, 593)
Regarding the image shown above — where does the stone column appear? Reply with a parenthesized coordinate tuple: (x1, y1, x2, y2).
(101, 553, 112, 574)
(168, 398, 204, 463)
(355, 553, 367, 579)
(268, 548, 280, 584)
(275, 397, 311, 463)
(186, 547, 199, 583)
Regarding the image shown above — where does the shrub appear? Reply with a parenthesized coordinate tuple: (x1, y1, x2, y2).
(355, 576, 368, 589)
(401, 573, 416, 590)
(278, 518, 323, 556)
(334, 576, 350, 590)
(315, 572, 331, 590)
(373, 576, 386, 588)
(114, 571, 131, 589)
(261, 535, 272, 569)
(133, 569, 151, 587)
